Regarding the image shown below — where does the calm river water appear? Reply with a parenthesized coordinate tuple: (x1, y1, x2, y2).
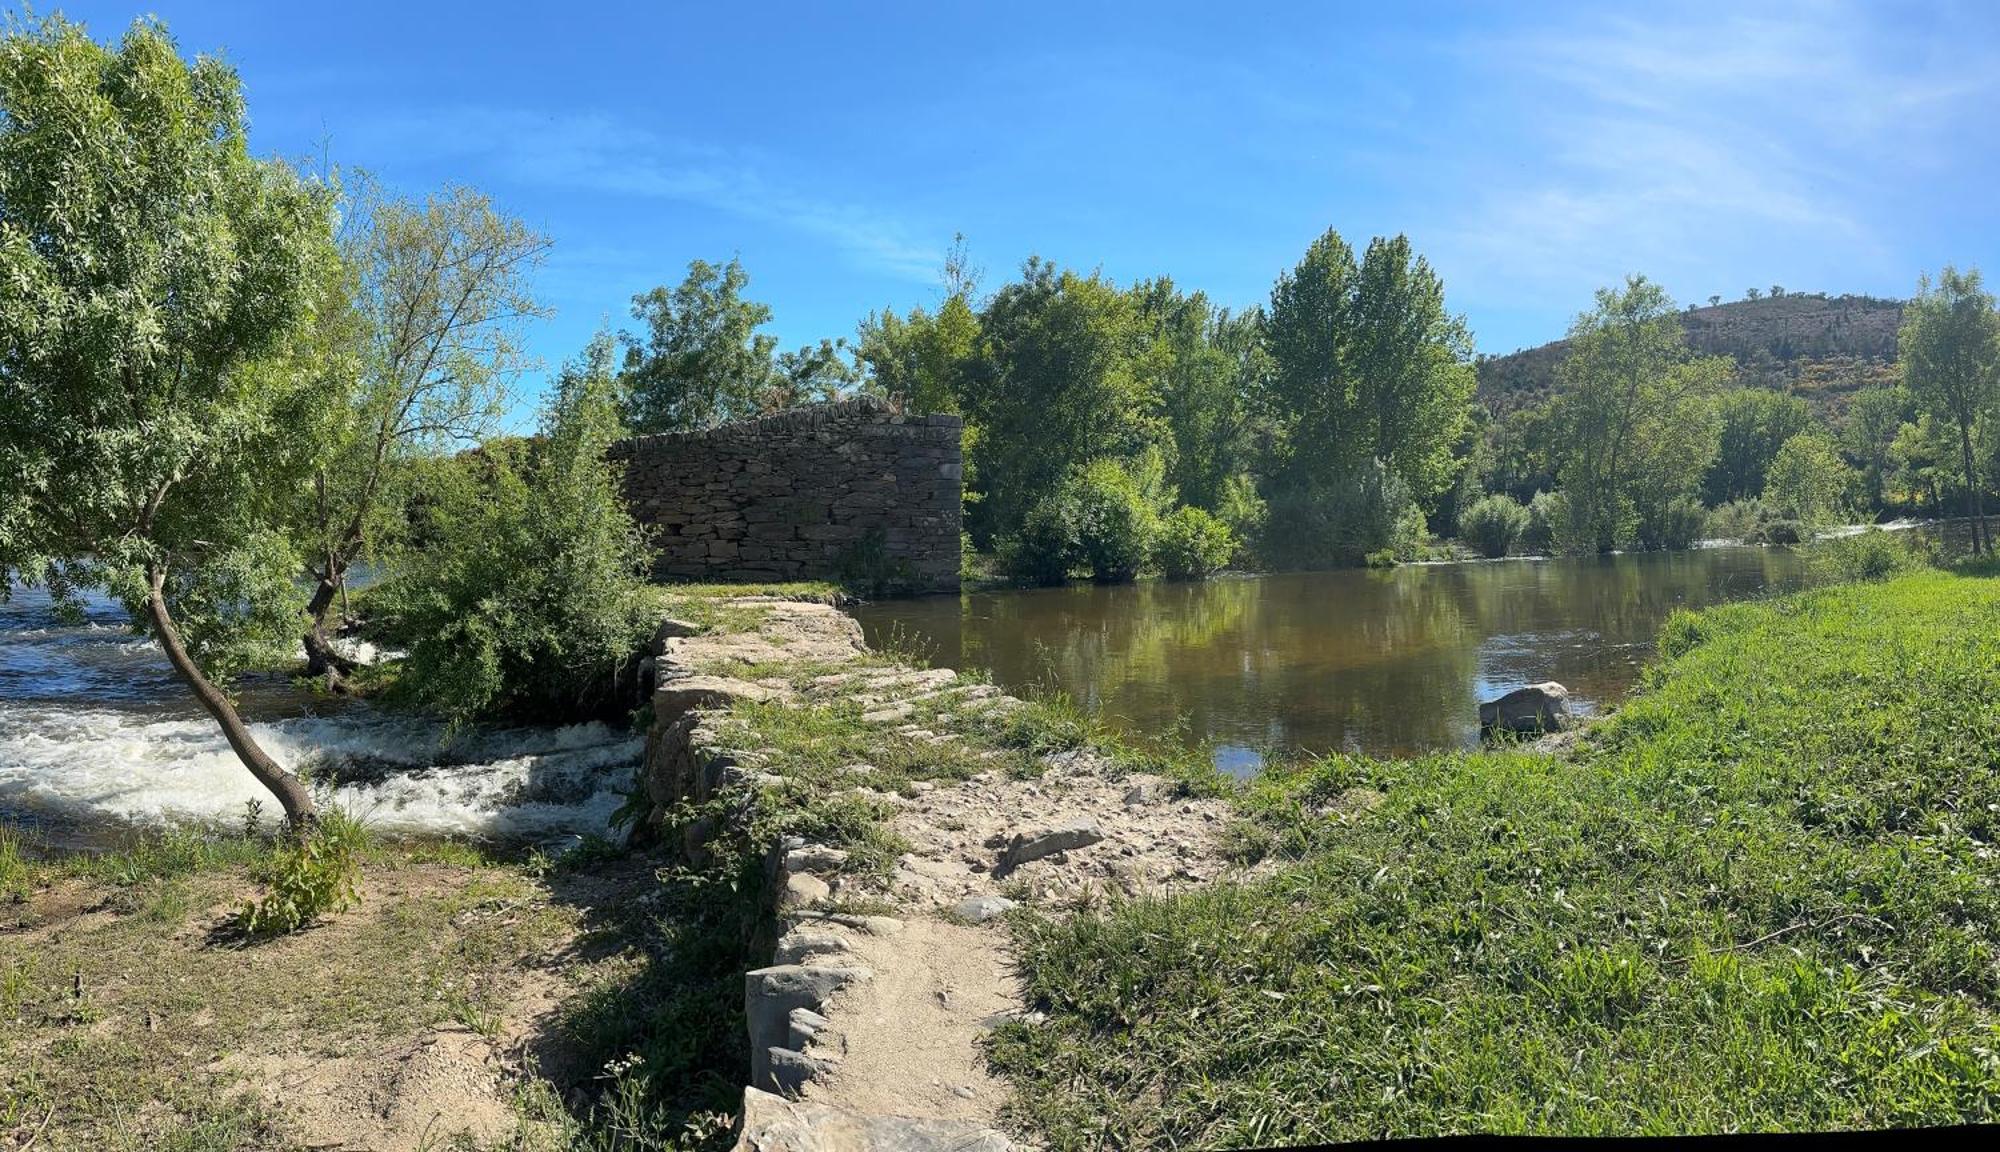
(854, 547, 1805, 771)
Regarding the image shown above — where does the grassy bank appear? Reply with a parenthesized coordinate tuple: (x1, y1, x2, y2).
(991, 567, 2000, 1144)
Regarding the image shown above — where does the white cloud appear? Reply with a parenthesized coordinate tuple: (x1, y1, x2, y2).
(1430, 0, 2000, 314)
(354, 107, 942, 282)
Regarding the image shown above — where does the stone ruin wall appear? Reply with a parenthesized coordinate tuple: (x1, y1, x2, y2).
(608, 397, 962, 592)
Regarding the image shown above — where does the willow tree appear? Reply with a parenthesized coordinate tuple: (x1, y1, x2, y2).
(1899, 267, 2000, 555)
(297, 176, 549, 681)
(1548, 276, 1729, 553)
(0, 16, 337, 827)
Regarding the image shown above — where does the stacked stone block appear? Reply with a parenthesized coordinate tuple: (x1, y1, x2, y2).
(609, 396, 962, 592)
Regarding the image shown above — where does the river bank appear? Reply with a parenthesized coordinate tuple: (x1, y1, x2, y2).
(989, 563, 2000, 1143)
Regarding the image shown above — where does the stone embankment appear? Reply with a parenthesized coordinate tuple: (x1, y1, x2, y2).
(638, 595, 1241, 1151)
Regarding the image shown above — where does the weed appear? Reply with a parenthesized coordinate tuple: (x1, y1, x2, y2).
(237, 810, 367, 938)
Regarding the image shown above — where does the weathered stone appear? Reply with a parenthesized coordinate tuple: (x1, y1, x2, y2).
(1479, 682, 1572, 736)
(733, 1087, 1015, 1152)
(779, 872, 830, 910)
(783, 845, 851, 875)
(656, 675, 785, 724)
(953, 895, 1017, 924)
(744, 965, 873, 1086)
(772, 931, 852, 966)
(762, 1046, 837, 1096)
(997, 817, 1105, 876)
(785, 1007, 831, 1050)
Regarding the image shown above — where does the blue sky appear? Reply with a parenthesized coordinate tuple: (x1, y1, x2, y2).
(43, 0, 2000, 419)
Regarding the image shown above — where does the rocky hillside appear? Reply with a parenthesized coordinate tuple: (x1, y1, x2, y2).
(1476, 293, 1905, 418)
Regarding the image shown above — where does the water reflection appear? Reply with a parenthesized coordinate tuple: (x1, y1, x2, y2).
(854, 547, 1803, 771)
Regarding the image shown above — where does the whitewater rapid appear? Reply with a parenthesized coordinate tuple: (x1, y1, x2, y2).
(0, 586, 640, 845)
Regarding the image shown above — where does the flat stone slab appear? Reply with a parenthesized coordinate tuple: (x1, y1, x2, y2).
(996, 817, 1104, 876)
(734, 1086, 1015, 1151)
(656, 675, 786, 723)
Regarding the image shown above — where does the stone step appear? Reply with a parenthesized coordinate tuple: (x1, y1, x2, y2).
(733, 1087, 1014, 1151)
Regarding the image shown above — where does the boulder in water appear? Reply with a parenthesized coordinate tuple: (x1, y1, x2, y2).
(1480, 682, 1571, 737)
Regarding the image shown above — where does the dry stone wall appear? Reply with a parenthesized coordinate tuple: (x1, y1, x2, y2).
(609, 397, 962, 592)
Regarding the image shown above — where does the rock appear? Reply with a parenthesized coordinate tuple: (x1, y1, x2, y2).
(763, 1046, 837, 1095)
(744, 965, 872, 1087)
(996, 817, 1104, 876)
(1122, 780, 1169, 807)
(656, 675, 785, 724)
(779, 872, 830, 910)
(786, 1007, 831, 1050)
(734, 1086, 1015, 1151)
(783, 845, 850, 874)
(953, 895, 1017, 924)
(772, 931, 852, 966)
(1479, 682, 1572, 736)
(860, 701, 916, 724)
(650, 617, 700, 652)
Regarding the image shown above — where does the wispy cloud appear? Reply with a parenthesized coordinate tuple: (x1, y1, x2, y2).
(1431, 0, 2000, 319)
(354, 107, 942, 282)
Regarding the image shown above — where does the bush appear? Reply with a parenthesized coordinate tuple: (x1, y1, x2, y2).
(374, 338, 656, 724)
(1521, 490, 1560, 553)
(1638, 497, 1708, 551)
(1066, 459, 1157, 583)
(1152, 506, 1237, 580)
(1215, 474, 1266, 565)
(1806, 528, 1934, 584)
(1263, 460, 1418, 569)
(1704, 498, 1765, 542)
(1764, 432, 1852, 529)
(1459, 493, 1530, 558)
(237, 810, 366, 937)
(1752, 519, 1804, 546)
(1000, 490, 1080, 586)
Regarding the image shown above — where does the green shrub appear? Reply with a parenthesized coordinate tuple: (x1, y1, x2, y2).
(1704, 498, 1765, 542)
(1001, 487, 1081, 586)
(1215, 474, 1267, 564)
(1066, 459, 1157, 583)
(1752, 518, 1804, 545)
(237, 810, 366, 937)
(373, 337, 655, 724)
(1806, 528, 1934, 584)
(1264, 460, 1418, 569)
(1152, 506, 1237, 580)
(1764, 432, 1852, 529)
(1521, 490, 1561, 553)
(1638, 496, 1708, 551)
(1459, 493, 1530, 558)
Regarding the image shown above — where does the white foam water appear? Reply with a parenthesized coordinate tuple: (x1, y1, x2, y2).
(0, 585, 641, 843)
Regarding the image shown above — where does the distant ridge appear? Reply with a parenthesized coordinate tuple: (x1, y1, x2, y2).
(1476, 293, 1905, 418)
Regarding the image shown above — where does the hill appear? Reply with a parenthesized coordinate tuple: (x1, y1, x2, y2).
(1475, 293, 1905, 419)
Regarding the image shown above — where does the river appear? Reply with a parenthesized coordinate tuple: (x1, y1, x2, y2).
(854, 546, 1806, 772)
(0, 586, 638, 848)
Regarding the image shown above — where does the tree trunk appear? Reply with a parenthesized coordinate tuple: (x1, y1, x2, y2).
(144, 566, 318, 830)
(1959, 424, 1987, 555)
(301, 570, 360, 684)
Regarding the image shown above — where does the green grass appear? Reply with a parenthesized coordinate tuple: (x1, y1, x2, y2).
(0, 835, 583, 1150)
(991, 568, 2000, 1144)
